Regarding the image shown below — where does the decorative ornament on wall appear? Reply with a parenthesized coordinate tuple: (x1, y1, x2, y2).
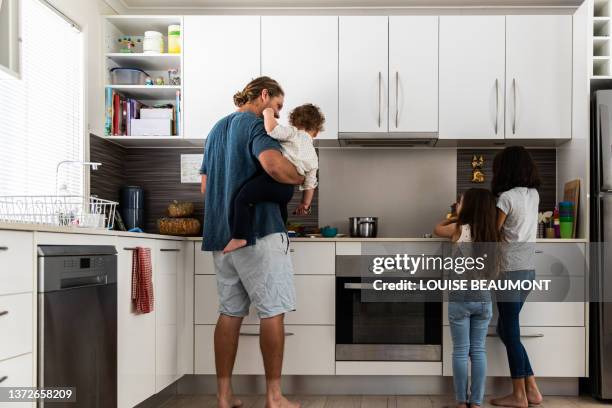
(471, 155, 485, 183)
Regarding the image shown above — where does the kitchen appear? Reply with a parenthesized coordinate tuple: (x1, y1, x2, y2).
(0, 0, 608, 406)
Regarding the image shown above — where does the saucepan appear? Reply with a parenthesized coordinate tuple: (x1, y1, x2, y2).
(349, 217, 378, 238)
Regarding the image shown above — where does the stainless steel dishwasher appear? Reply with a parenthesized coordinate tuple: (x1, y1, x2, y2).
(37, 245, 117, 408)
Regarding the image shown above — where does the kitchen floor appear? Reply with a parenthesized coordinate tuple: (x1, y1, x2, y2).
(159, 394, 611, 407)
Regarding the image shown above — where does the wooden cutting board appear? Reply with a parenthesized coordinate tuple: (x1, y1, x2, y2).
(563, 179, 580, 238)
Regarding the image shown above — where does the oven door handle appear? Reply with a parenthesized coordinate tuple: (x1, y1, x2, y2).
(343, 282, 376, 290)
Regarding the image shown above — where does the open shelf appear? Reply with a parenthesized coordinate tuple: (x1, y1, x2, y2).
(106, 84, 180, 99)
(106, 53, 181, 71)
(596, 0, 610, 17)
(95, 134, 203, 148)
(104, 15, 182, 35)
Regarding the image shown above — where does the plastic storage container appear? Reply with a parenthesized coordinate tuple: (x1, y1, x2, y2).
(168, 25, 181, 54)
(109, 68, 149, 85)
(143, 31, 164, 54)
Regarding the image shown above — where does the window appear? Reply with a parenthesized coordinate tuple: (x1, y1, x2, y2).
(0, 0, 83, 196)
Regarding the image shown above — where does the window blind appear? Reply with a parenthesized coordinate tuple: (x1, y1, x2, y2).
(0, 0, 83, 196)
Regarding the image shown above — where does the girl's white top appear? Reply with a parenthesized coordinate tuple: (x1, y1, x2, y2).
(269, 124, 318, 191)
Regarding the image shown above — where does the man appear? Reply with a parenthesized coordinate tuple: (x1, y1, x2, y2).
(200, 76, 303, 408)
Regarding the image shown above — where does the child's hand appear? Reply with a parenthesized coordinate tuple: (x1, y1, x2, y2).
(263, 107, 275, 118)
(294, 203, 311, 216)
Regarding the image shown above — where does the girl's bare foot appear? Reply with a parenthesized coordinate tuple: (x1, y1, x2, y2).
(217, 395, 243, 408)
(223, 239, 247, 254)
(491, 394, 528, 408)
(266, 396, 301, 408)
(525, 376, 543, 406)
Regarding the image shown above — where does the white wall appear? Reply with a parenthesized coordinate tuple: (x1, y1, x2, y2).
(557, 0, 590, 239)
(47, 0, 117, 139)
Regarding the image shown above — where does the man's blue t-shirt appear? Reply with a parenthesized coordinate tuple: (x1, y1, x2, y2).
(200, 111, 286, 251)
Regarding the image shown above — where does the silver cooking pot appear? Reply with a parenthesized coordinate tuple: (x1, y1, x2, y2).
(349, 217, 378, 238)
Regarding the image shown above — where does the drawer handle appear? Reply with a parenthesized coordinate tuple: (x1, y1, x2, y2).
(160, 248, 181, 252)
(123, 247, 138, 251)
(488, 333, 544, 338)
(0, 246, 8, 251)
(535, 250, 544, 254)
(289, 249, 295, 253)
(0, 311, 8, 317)
(0, 376, 7, 384)
(239, 332, 294, 337)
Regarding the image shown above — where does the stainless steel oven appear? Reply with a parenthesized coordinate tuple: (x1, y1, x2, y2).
(335, 255, 442, 362)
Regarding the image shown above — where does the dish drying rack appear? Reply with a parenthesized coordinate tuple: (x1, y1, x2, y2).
(0, 196, 118, 229)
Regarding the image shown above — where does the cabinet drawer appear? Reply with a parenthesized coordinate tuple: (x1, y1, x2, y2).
(443, 326, 586, 377)
(290, 242, 335, 275)
(0, 353, 34, 407)
(194, 245, 214, 275)
(0, 293, 33, 361)
(195, 324, 335, 375)
(195, 275, 334, 325)
(0, 231, 33, 295)
(443, 302, 585, 327)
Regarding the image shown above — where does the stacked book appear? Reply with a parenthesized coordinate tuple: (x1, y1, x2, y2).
(105, 88, 181, 137)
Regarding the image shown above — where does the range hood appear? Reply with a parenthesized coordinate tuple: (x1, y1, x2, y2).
(317, 132, 438, 148)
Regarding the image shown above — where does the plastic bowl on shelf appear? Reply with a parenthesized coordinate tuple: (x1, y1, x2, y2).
(110, 67, 150, 85)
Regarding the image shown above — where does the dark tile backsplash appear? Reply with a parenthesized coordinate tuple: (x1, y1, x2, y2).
(91, 136, 556, 234)
(89, 135, 318, 234)
(456, 149, 556, 212)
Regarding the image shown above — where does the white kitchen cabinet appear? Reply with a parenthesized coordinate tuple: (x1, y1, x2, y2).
(195, 324, 335, 375)
(183, 16, 260, 139)
(289, 242, 335, 275)
(339, 16, 389, 133)
(0, 230, 34, 295)
(177, 241, 193, 376)
(116, 239, 156, 408)
(389, 16, 439, 133)
(194, 242, 214, 275)
(262, 16, 338, 139)
(505, 15, 572, 139)
(0, 0, 20, 80)
(439, 16, 505, 139)
(0, 353, 33, 408)
(443, 326, 586, 377)
(196, 274, 335, 325)
(0, 293, 33, 361)
(155, 240, 180, 392)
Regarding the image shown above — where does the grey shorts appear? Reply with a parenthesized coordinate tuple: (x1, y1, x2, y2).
(213, 232, 296, 319)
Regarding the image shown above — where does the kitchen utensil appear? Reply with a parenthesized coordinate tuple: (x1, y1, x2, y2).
(563, 180, 580, 238)
(109, 67, 149, 85)
(320, 226, 338, 238)
(349, 217, 378, 238)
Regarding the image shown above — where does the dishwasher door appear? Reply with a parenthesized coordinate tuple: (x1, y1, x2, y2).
(38, 245, 117, 408)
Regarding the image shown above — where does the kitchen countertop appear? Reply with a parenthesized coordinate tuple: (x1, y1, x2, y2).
(0, 222, 589, 243)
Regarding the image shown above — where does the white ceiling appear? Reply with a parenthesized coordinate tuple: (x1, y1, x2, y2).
(116, 0, 583, 10)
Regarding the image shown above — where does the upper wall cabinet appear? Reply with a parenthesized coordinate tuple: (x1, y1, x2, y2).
(439, 16, 506, 140)
(183, 16, 260, 139)
(339, 16, 389, 133)
(262, 16, 338, 140)
(0, 0, 20, 80)
(505, 15, 572, 139)
(389, 16, 439, 134)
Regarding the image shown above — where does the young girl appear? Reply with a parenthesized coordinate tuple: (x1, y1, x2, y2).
(490, 146, 543, 408)
(434, 188, 500, 408)
(223, 103, 324, 253)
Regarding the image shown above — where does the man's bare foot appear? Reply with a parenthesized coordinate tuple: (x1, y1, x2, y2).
(223, 239, 247, 254)
(491, 394, 528, 408)
(217, 395, 243, 408)
(266, 395, 301, 408)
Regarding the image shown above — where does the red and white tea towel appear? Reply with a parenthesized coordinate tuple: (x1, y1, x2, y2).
(131, 247, 154, 314)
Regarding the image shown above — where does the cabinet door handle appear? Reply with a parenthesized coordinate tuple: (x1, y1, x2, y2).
(535, 250, 544, 254)
(0, 246, 8, 251)
(495, 78, 499, 135)
(512, 78, 517, 135)
(395, 71, 399, 129)
(0, 376, 7, 384)
(289, 249, 295, 253)
(160, 248, 180, 252)
(378, 71, 382, 128)
(123, 247, 138, 251)
(240, 332, 294, 337)
(0, 311, 8, 317)
(488, 333, 544, 338)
